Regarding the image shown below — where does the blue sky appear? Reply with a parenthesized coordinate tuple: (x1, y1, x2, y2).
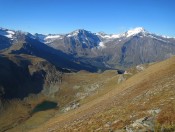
(0, 0, 175, 36)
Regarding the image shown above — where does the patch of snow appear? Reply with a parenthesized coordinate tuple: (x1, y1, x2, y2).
(97, 27, 147, 40)
(68, 29, 89, 37)
(0, 29, 15, 39)
(111, 34, 120, 38)
(162, 35, 171, 39)
(43, 34, 63, 43)
(7, 30, 15, 35)
(70, 30, 80, 36)
(98, 34, 110, 38)
(98, 42, 106, 48)
(160, 35, 175, 39)
(97, 33, 122, 39)
(148, 35, 169, 43)
(126, 27, 146, 37)
(5, 34, 13, 38)
(45, 35, 61, 39)
(73, 32, 78, 36)
(67, 34, 72, 37)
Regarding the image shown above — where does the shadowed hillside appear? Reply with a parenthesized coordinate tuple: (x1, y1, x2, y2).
(0, 54, 62, 99)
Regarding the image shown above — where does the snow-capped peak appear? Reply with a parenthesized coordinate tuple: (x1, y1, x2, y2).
(96, 27, 147, 40)
(0, 28, 15, 39)
(126, 27, 146, 37)
(70, 30, 80, 36)
(67, 29, 92, 37)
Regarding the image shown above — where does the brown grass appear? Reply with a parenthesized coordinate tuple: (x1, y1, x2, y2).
(0, 99, 30, 131)
(29, 56, 175, 132)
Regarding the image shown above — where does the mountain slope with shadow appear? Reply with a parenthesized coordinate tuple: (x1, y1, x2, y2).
(2, 33, 100, 72)
(0, 54, 62, 100)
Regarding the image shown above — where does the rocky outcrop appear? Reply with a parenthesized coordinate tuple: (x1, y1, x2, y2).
(62, 100, 80, 112)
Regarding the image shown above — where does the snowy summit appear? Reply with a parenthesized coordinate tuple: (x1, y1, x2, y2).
(126, 27, 146, 37)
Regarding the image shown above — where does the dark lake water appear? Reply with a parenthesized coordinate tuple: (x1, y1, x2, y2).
(32, 101, 57, 114)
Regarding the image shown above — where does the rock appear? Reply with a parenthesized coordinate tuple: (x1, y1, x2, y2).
(136, 65, 145, 71)
(130, 116, 154, 131)
(148, 109, 161, 115)
(118, 75, 126, 84)
(104, 122, 112, 127)
(62, 101, 80, 112)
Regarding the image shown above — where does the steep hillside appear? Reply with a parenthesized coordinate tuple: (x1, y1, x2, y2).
(0, 53, 62, 99)
(30, 56, 175, 132)
(0, 35, 12, 50)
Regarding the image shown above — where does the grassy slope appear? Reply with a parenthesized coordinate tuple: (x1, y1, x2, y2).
(30, 56, 175, 132)
(6, 70, 120, 131)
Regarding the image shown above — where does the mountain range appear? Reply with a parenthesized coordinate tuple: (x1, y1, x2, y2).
(1, 27, 175, 71)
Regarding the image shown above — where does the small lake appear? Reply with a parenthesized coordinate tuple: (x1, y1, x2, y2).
(32, 101, 57, 114)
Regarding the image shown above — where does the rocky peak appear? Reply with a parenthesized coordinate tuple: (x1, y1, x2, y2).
(68, 29, 92, 37)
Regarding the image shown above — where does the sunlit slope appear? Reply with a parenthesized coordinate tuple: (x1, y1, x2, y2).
(30, 56, 175, 131)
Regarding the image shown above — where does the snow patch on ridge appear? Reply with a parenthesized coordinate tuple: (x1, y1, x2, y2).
(148, 35, 169, 43)
(0, 29, 15, 39)
(67, 34, 72, 37)
(44, 34, 63, 43)
(96, 33, 121, 39)
(45, 35, 61, 39)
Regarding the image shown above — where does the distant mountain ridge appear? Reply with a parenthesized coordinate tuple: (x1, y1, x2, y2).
(1, 27, 174, 49)
(0, 27, 175, 71)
